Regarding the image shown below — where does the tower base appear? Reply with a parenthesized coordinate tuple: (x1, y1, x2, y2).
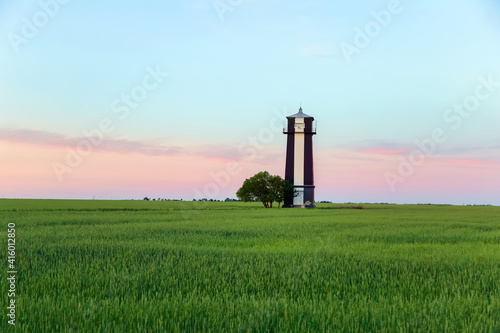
(283, 185, 315, 208)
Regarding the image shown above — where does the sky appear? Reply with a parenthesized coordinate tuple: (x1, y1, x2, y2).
(1, 0, 499, 204)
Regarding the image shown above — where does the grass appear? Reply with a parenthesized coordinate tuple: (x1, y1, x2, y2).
(1, 199, 499, 332)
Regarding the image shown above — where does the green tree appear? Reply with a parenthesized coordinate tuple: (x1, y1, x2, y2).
(236, 171, 295, 208)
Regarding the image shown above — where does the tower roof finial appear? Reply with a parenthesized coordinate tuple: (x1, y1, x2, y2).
(287, 105, 313, 118)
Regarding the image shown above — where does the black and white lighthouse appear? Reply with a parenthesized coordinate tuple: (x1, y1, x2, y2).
(283, 107, 316, 208)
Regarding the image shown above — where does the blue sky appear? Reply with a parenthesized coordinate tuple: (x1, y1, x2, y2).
(1, 0, 499, 204)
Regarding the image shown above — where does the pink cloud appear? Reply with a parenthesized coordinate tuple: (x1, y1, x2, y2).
(0, 128, 287, 166)
(358, 148, 411, 155)
(453, 158, 500, 167)
(0, 128, 182, 157)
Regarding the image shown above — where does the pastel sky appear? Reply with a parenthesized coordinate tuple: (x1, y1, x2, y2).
(1, 0, 499, 204)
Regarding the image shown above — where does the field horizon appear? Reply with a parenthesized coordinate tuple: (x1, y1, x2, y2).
(1, 198, 498, 207)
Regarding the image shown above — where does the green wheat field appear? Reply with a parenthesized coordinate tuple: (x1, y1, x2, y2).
(1, 199, 499, 332)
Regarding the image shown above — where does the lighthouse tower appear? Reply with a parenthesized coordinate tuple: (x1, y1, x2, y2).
(283, 107, 316, 208)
